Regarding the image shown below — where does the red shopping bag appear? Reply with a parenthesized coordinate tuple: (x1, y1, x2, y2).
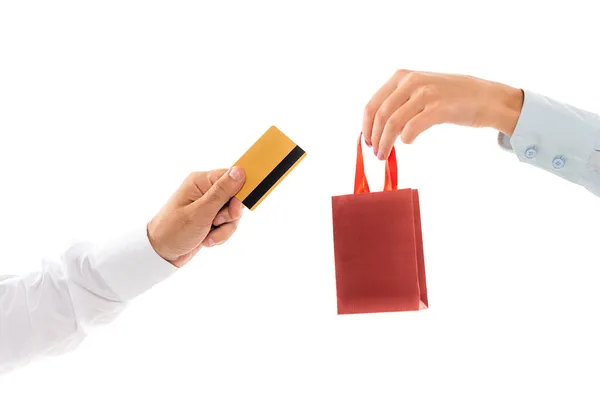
(331, 134, 428, 314)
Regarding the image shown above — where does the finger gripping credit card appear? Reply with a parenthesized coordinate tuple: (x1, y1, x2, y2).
(233, 126, 306, 210)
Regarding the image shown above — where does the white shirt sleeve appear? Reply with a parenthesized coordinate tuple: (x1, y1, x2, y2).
(0, 225, 177, 375)
(498, 90, 600, 197)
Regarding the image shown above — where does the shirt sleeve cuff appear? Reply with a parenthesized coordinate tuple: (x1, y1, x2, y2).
(498, 90, 600, 187)
(91, 225, 178, 302)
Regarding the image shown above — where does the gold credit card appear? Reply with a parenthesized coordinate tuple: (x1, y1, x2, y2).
(232, 126, 306, 210)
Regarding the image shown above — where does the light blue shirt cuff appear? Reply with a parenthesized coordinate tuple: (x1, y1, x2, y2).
(498, 90, 600, 196)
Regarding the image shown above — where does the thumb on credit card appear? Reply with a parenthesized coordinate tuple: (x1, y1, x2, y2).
(193, 166, 246, 217)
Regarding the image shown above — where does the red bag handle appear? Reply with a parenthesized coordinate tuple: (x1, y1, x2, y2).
(354, 133, 398, 194)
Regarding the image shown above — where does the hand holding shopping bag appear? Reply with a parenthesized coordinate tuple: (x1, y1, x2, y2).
(331, 134, 428, 315)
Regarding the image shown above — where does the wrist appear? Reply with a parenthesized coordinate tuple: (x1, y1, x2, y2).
(147, 219, 176, 266)
(482, 82, 524, 135)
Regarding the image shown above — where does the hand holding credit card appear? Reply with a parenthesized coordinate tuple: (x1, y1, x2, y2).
(231, 126, 306, 210)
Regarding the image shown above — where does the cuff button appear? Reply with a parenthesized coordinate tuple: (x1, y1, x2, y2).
(525, 147, 537, 158)
(552, 156, 566, 169)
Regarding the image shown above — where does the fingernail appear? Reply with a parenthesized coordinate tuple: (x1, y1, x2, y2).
(206, 239, 215, 247)
(377, 150, 385, 160)
(229, 166, 243, 180)
(214, 216, 225, 226)
(365, 140, 372, 147)
(373, 147, 378, 156)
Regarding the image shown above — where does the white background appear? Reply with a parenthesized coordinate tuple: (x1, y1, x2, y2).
(1, 0, 600, 398)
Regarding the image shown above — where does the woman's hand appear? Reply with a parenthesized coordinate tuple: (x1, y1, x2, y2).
(362, 70, 524, 160)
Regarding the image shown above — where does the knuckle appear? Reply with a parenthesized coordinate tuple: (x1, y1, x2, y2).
(379, 103, 394, 118)
(373, 114, 385, 131)
(427, 102, 442, 116)
(184, 173, 195, 185)
(386, 114, 402, 130)
(418, 84, 437, 102)
(210, 180, 230, 199)
(185, 171, 202, 184)
(191, 171, 203, 180)
(364, 102, 376, 118)
(404, 71, 420, 85)
(394, 68, 410, 80)
(374, 107, 391, 127)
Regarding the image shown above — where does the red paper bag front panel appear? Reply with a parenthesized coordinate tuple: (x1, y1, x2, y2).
(332, 188, 426, 314)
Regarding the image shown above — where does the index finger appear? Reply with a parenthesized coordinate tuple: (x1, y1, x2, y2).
(206, 168, 229, 186)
